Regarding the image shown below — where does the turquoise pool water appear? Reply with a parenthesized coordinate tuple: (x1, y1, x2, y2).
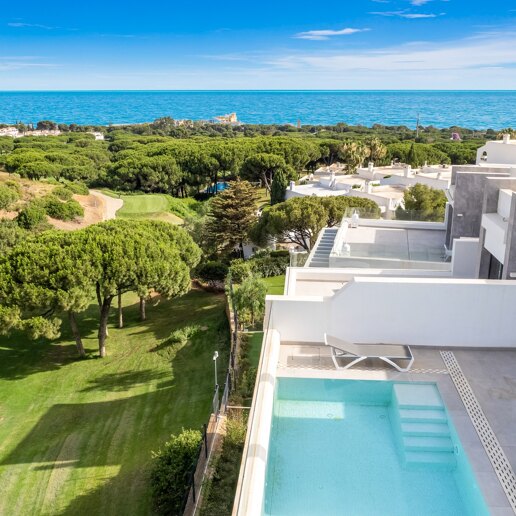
(264, 378, 489, 515)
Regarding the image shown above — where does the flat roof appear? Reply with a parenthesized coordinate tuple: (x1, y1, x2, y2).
(343, 225, 446, 262)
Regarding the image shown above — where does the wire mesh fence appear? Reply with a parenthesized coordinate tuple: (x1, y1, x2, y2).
(181, 287, 241, 515)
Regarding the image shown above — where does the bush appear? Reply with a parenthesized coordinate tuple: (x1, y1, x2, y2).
(15, 203, 47, 229)
(229, 253, 289, 282)
(43, 195, 84, 221)
(200, 414, 247, 516)
(228, 259, 254, 283)
(196, 261, 229, 285)
(53, 186, 74, 201)
(250, 255, 288, 278)
(0, 184, 21, 210)
(150, 428, 202, 515)
(233, 275, 267, 328)
(65, 181, 89, 195)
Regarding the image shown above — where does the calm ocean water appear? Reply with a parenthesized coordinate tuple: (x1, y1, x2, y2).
(0, 91, 515, 129)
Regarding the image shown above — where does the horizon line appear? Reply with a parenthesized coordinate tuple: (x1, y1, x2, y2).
(1, 89, 516, 93)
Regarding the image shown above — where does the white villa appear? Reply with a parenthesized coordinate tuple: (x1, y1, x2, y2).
(287, 162, 452, 218)
(233, 136, 516, 515)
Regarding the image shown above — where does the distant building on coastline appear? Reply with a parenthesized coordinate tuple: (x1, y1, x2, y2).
(213, 112, 240, 125)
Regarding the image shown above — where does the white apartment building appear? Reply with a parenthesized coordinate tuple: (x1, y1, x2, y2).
(233, 136, 516, 515)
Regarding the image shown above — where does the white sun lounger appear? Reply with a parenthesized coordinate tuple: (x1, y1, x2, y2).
(324, 334, 414, 372)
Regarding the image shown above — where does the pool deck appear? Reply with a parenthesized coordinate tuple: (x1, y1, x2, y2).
(278, 343, 516, 515)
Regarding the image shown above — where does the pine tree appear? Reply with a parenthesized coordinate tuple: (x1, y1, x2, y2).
(270, 168, 287, 205)
(207, 181, 259, 256)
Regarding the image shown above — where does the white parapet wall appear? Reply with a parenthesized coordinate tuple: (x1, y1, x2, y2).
(268, 277, 516, 347)
(233, 327, 281, 516)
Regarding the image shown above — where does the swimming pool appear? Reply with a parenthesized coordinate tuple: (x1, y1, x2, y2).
(264, 378, 488, 515)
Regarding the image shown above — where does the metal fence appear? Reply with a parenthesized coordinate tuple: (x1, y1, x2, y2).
(181, 291, 240, 515)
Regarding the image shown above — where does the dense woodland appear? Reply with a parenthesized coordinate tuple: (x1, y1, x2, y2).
(0, 119, 497, 200)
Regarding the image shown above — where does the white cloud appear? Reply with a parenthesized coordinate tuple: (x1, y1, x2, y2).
(8, 22, 55, 29)
(294, 28, 370, 41)
(370, 10, 442, 18)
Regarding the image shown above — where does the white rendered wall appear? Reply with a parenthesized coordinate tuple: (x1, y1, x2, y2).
(233, 329, 280, 516)
(476, 140, 516, 165)
(481, 213, 507, 264)
(268, 277, 516, 347)
(451, 238, 480, 278)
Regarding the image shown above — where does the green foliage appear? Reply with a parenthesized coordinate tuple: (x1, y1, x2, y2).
(253, 196, 380, 251)
(387, 142, 451, 166)
(396, 184, 447, 222)
(207, 181, 259, 256)
(227, 259, 254, 283)
(53, 186, 74, 200)
(321, 196, 381, 226)
(270, 168, 287, 205)
(0, 220, 27, 254)
(233, 275, 267, 327)
(200, 414, 247, 516)
(150, 428, 202, 515)
(42, 195, 84, 220)
(0, 220, 201, 358)
(15, 202, 48, 230)
(229, 252, 289, 282)
(0, 137, 14, 154)
(338, 140, 369, 173)
(64, 181, 90, 195)
(0, 183, 21, 210)
(196, 261, 229, 284)
(0, 288, 228, 514)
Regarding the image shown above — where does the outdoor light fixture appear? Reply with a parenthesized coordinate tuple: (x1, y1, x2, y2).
(213, 351, 219, 388)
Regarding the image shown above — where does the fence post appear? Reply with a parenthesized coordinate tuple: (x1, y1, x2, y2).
(191, 470, 196, 504)
(203, 423, 208, 458)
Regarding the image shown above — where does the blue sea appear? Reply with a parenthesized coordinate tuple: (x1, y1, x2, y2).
(0, 90, 515, 129)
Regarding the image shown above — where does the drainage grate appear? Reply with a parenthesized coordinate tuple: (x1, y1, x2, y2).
(441, 351, 516, 512)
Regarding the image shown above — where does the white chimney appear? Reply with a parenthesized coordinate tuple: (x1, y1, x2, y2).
(341, 243, 351, 257)
(351, 210, 359, 228)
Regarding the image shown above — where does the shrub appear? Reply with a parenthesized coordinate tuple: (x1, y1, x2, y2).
(197, 261, 229, 285)
(65, 181, 89, 195)
(53, 186, 74, 201)
(233, 275, 267, 327)
(43, 195, 84, 221)
(15, 203, 48, 229)
(250, 255, 288, 278)
(150, 428, 202, 515)
(0, 184, 20, 210)
(4, 180, 22, 196)
(200, 414, 247, 516)
(228, 259, 254, 283)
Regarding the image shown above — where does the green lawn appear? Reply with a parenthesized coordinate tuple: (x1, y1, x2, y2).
(263, 275, 285, 295)
(0, 289, 229, 515)
(246, 332, 264, 369)
(115, 193, 184, 224)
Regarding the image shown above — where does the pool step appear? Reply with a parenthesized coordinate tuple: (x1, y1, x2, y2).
(399, 408, 447, 423)
(404, 451, 456, 471)
(393, 383, 444, 410)
(391, 383, 457, 471)
(403, 435, 454, 452)
(401, 421, 451, 437)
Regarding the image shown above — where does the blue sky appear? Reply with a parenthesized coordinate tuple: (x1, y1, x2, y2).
(0, 0, 515, 89)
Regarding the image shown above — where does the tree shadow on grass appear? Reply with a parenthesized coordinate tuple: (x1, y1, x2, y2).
(79, 369, 172, 393)
(0, 336, 223, 515)
(0, 289, 225, 381)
